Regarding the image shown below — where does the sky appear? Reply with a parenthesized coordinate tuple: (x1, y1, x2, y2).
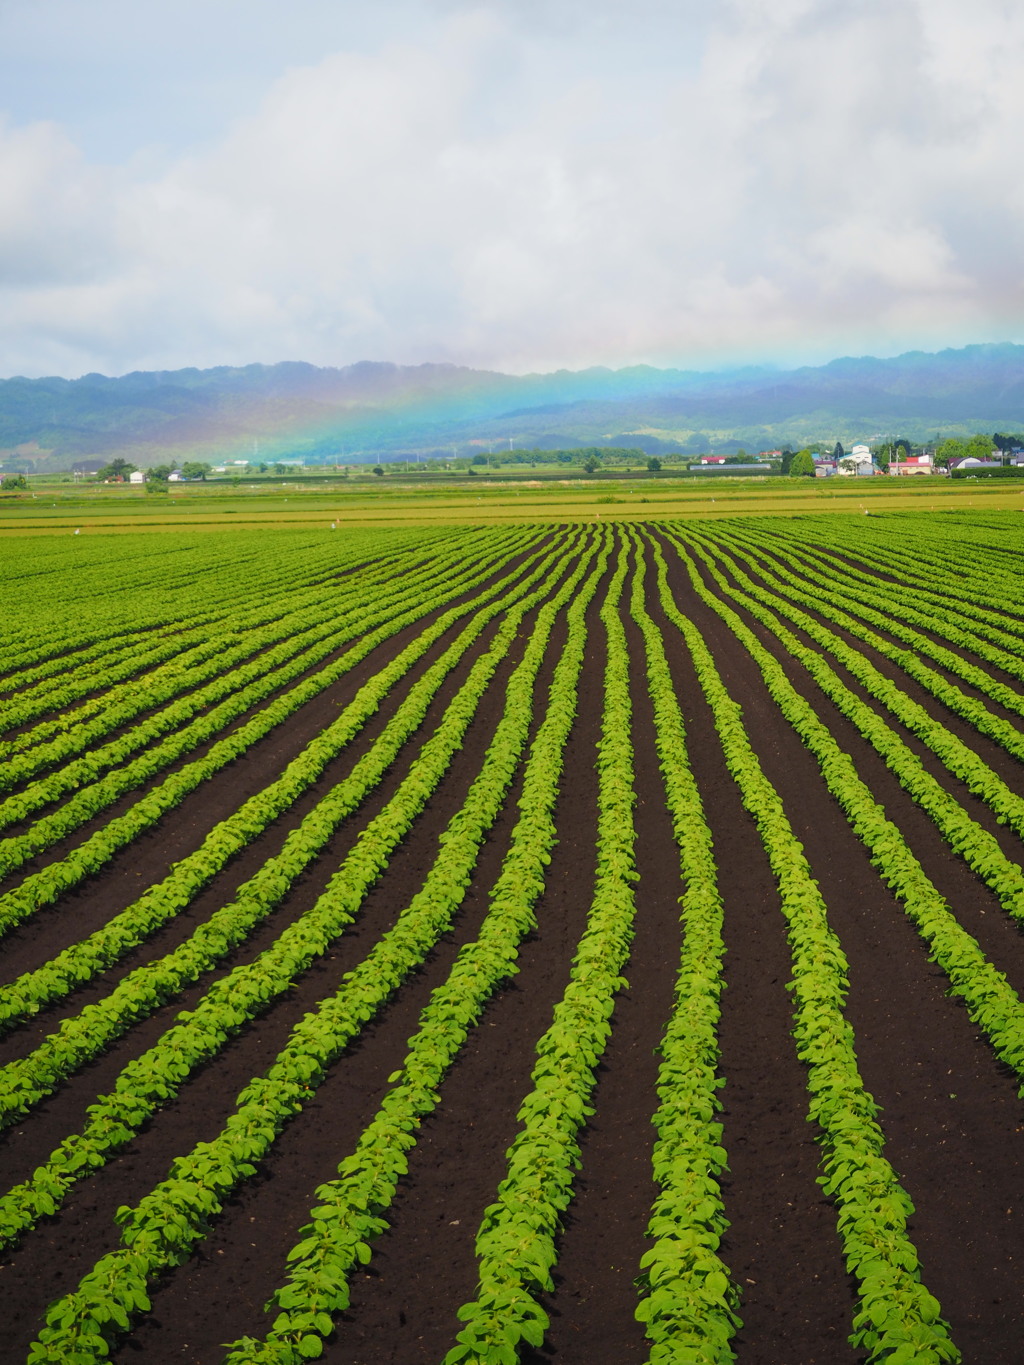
(1, 0, 1022, 379)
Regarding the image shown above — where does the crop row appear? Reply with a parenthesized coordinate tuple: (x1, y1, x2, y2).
(0, 526, 519, 782)
(0, 529, 582, 1126)
(650, 531, 959, 1364)
(0, 534, 565, 1037)
(0, 526, 529, 771)
(663, 529, 1024, 1186)
(0, 529, 552, 936)
(23, 532, 602, 1361)
(443, 535, 638, 1364)
(680, 533, 1024, 922)
(625, 528, 739, 1363)
(219, 532, 614, 1364)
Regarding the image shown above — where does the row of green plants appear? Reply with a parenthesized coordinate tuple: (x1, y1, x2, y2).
(652, 532, 960, 1364)
(721, 523, 1024, 707)
(665, 530, 1024, 1092)
(0, 548, 487, 829)
(0, 525, 535, 822)
(0, 620, 184, 700)
(0, 529, 392, 727)
(0, 526, 456, 703)
(0, 623, 227, 734)
(442, 539, 638, 1364)
(685, 532, 1024, 836)
(0, 532, 582, 1118)
(0, 526, 505, 782)
(0, 534, 570, 1034)
(21, 536, 603, 1362)
(625, 529, 740, 1363)
(0, 531, 555, 936)
(219, 534, 613, 1364)
(0, 526, 529, 775)
(775, 519, 1024, 639)
(682, 534, 1024, 928)
(741, 524, 1024, 692)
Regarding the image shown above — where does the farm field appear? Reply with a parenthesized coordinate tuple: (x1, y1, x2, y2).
(3, 471, 1024, 533)
(0, 510, 1023, 1363)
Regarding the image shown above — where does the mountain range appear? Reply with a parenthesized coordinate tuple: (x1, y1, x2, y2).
(2, 342, 1023, 470)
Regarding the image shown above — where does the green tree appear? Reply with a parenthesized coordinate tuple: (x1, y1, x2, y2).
(97, 458, 137, 482)
(471, 454, 487, 466)
(181, 461, 212, 481)
(779, 447, 794, 474)
(935, 438, 968, 468)
(372, 464, 384, 477)
(148, 462, 177, 482)
(832, 441, 844, 460)
(788, 449, 816, 477)
(646, 456, 661, 471)
(1, 474, 27, 490)
(582, 456, 599, 473)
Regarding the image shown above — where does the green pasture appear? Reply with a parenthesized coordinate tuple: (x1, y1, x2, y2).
(2, 472, 1023, 533)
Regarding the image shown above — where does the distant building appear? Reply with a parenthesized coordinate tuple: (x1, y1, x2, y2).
(699, 455, 727, 464)
(689, 462, 764, 473)
(128, 470, 145, 484)
(890, 454, 933, 475)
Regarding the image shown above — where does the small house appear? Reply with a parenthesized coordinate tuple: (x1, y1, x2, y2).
(890, 454, 933, 475)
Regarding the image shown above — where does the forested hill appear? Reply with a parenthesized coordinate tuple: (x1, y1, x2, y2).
(2, 342, 1023, 468)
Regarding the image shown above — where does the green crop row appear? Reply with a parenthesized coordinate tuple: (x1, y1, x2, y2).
(0, 531, 580, 1119)
(683, 531, 1024, 835)
(0, 526, 531, 841)
(218, 534, 612, 1365)
(0, 525, 517, 787)
(0, 531, 554, 938)
(724, 523, 1024, 704)
(719, 522, 1024, 708)
(624, 529, 740, 1364)
(443, 537, 638, 1365)
(21, 534, 599, 1363)
(0, 527, 467, 736)
(654, 534, 959, 1364)
(0, 555, 472, 828)
(0, 527, 442, 677)
(664, 530, 1024, 1105)
(772, 520, 1024, 640)
(0, 534, 564, 1035)
(680, 534, 1024, 927)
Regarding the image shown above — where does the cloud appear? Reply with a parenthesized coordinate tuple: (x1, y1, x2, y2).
(0, 0, 1022, 376)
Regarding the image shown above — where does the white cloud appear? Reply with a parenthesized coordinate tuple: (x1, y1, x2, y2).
(0, 0, 1022, 376)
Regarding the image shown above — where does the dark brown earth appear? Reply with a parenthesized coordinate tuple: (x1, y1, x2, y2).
(2, 522, 1023, 1365)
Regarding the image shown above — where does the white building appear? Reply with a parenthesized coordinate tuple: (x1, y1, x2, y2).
(129, 470, 145, 484)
